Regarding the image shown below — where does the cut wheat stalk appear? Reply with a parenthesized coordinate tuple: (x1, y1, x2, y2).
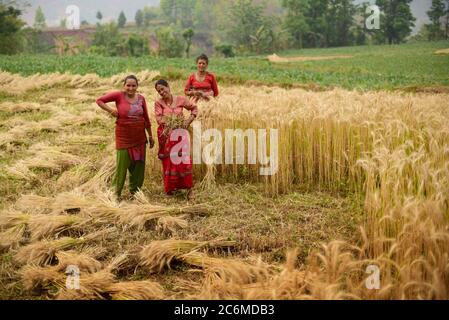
(139, 239, 236, 273)
(107, 281, 165, 300)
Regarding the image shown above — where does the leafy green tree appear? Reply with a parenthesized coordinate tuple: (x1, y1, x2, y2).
(118, 11, 127, 28)
(282, 0, 310, 49)
(182, 28, 194, 58)
(215, 43, 235, 57)
(143, 6, 159, 27)
(445, 0, 449, 39)
(33, 5, 46, 30)
(155, 26, 184, 57)
(327, 0, 356, 47)
(227, 0, 270, 52)
(376, 0, 416, 44)
(126, 34, 149, 56)
(0, 4, 25, 54)
(426, 0, 445, 40)
(22, 27, 51, 53)
(135, 9, 143, 28)
(161, 0, 196, 27)
(91, 22, 125, 56)
(96, 11, 103, 24)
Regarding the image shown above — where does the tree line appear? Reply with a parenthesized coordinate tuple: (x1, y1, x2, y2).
(1, 0, 448, 56)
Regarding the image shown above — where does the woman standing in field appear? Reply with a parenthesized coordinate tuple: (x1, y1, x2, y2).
(155, 79, 198, 199)
(96, 75, 154, 200)
(184, 53, 219, 102)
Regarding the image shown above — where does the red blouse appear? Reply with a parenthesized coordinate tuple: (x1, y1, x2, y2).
(96, 91, 151, 153)
(184, 72, 219, 97)
(154, 96, 198, 126)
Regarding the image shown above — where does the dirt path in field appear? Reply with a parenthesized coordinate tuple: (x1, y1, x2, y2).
(267, 53, 354, 63)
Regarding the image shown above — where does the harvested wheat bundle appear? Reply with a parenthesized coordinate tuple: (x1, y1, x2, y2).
(69, 74, 102, 88)
(54, 251, 103, 274)
(15, 195, 53, 214)
(118, 201, 189, 229)
(56, 134, 108, 146)
(139, 239, 236, 273)
(55, 110, 104, 127)
(139, 240, 210, 273)
(80, 191, 122, 220)
(0, 211, 31, 230)
(55, 162, 96, 191)
(76, 156, 115, 193)
(14, 237, 87, 266)
(50, 191, 92, 215)
(116, 192, 209, 229)
(0, 101, 41, 113)
(157, 215, 189, 233)
(0, 224, 27, 251)
(4, 120, 60, 144)
(19, 265, 65, 292)
(55, 270, 116, 300)
(182, 252, 271, 284)
(4, 163, 37, 181)
(202, 249, 309, 300)
(0, 132, 20, 148)
(28, 214, 90, 241)
(0, 72, 71, 95)
(14, 227, 117, 266)
(0, 211, 31, 249)
(107, 280, 165, 300)
(108, 70, 160, 87)
(105, 253, 133, 273)
(7, 144, 83, 180)
(162, 115, 185, 137)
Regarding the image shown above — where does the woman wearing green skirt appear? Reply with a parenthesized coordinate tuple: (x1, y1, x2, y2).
(96, 75, 155, 200)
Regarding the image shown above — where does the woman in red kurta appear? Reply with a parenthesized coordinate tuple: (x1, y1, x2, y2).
(155, 79, 198, 199)
(184, 54, 219, 102)
(96, 75, 154, 200)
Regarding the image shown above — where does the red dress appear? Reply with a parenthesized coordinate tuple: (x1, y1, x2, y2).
(154, 96, 198, 194)
(184, 72, 219, 102)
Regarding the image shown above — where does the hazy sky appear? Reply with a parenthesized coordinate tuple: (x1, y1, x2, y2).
(22, 0, 432, 33)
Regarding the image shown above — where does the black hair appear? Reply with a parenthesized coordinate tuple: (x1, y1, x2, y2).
(155, 79, 169, 89)
(124, 75, 139, 86)
(196, 53, 209, 64)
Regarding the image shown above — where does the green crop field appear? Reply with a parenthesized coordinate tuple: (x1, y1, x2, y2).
(1, 41, 448, 91)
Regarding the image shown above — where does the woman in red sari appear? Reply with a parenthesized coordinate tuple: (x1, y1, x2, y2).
(155, 79, 198, 199)
(184, 53, 219, 102)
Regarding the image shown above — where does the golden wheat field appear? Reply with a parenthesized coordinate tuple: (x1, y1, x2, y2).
(0, 70, 448, 300)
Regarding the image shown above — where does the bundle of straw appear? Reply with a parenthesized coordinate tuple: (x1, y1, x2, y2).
(139, 239, 236, 273)
(162, 115, 185, 137)
(14, 227, 116, 266)
(107, 281, 165, 300)
(28, 214, 89, 241)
